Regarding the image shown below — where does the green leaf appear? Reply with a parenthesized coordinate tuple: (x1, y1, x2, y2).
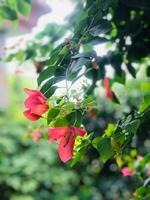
(81, 96, 95, 107)
(47, 108, 60, 125)
(58, 46, 69, 55)
(140, 82, 150, 92)
(111, 131, 125, 154)
(71, 134, 90, 166)
(66, 110, 83, 127)
(146, 66, 150, 77)
(123, 119, 141, 134)
(112, 92, 120, 104)
(71, 145, 88, 167)
(74, 110, 83, 127)
(66, 112, 76, 126)
(0, 6, 17, 20)
(92, 137, 114, 162)
(113, 75, 126, 85)
(61, 102, 74, 113)
(72, 51, 97, 59)
(17, 0, 31, 17)
(127, 64, 136, 78)
(6, 54, 15, 62)
(40, 78, 54, 94)
(139, 96, 150, 112)
(69, 58, 89, 73)
(25, 49, 35, 60)
(5, 0, 18, 11)
(140, 153, 150, 167)
(54, 117, 69, 127)
(15, 51, 25, 62)
(89, 20, 112, 36)
(37, 66, 56, 86)
(104, 123, 116, 137)
(43, 86, 57, 99)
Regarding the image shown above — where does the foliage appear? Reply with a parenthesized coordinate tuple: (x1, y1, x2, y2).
(0, 0, 31, 24)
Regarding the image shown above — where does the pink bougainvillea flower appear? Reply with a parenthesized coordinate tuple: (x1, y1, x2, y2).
(23, 88, 49, 121)
(48, 126, 86, 163)
(103, 76, 113, 99)
(32, 130, 42, 142)
(121, 167, 134, 177)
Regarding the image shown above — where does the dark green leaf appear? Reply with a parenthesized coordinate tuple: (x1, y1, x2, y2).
(146, 66, 150, 77)
(122, 119, 141, 134)
(17, 0, 31, 17)
(127, 64, 136, 78)
(43, 86, 57, 99)
(71, 145, 88, 167)
(47, 108, 60, 125)
(92, 137, 114, 162)
(0, 6, 17, 20)
(40, 78, 54, 94)
(66, 110, 83, 127)
(54, 117, 69, 127)
(69, 58, 89, 73)
(66, 112, 76, 126)
(37, 66, 56, 86)
(74, 110, 83, 127)
(112, 92, 120, 104)
(90, 20, 112, 36)
(72, 51, 97, 59)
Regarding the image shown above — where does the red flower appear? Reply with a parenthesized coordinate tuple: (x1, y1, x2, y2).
(23, 88, 49, 121)
(121, 167, 134, 176)
(48, 126, 86, 163)
(103, 76, 113, 99)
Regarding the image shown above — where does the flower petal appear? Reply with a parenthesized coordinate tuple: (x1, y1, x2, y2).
(72, 126, 86, 136)
(58, 133, 75, 163)
(23, 109, 40, 121)
(31, 104, 49, 115)
(106, 89, 113, 99)
(24, 96, 41, 109)
(24, 88, 46, 99)
(103, 77, 113, 99)
(48, 127, 69, 142)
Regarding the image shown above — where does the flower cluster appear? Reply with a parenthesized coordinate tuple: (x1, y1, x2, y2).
(23, 88, 86, 163)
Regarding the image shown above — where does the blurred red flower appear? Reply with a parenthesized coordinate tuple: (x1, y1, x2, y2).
(121, 167, 134, 176)
(48, 126, 86, 163)
(103, 76, 113, 99)
(23, 88, 49, 121)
